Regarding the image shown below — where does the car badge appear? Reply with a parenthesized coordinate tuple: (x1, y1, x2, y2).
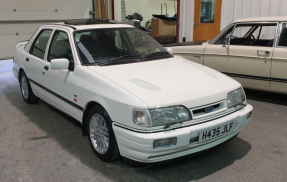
(205, 106, 214, 113)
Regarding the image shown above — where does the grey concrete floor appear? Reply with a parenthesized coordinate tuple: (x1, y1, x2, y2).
(1, 59, 287, 182)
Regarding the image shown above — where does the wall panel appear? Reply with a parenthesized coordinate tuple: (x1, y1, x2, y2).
(0, 0, 91, 60)
(221, 0, 287, 30)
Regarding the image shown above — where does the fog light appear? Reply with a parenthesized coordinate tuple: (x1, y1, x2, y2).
(247, 111, 252, 119)
(153, 137, 177, 149)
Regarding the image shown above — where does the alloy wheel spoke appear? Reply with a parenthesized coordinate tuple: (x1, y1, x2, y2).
(90, 113, 109, 154)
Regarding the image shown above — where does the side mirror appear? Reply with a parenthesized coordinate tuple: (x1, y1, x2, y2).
(50, 58, 70, 70)
(222, 38, 230, 47)
(166, 47, 173, 55)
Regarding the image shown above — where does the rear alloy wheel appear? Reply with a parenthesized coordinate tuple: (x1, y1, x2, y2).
(19, 71, 40, 104)
(88, 105, 120, 162)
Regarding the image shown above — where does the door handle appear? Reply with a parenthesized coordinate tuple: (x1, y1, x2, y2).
(26, 58, 29, 62)
(194, 20, 197, 27)
(44, 66, 49, 71)
(257, 50, 270, 54)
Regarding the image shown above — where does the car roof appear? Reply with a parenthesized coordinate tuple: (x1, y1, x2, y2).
(50, 19, 133, 30)
(233, 16, 287, 23)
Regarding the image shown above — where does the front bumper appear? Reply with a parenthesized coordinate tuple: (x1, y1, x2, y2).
(113, 104, 253, 163)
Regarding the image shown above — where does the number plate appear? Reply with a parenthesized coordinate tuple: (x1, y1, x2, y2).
(199, 121, 236, 142)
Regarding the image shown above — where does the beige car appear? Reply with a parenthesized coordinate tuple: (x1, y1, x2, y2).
(170, 17, 287, 94)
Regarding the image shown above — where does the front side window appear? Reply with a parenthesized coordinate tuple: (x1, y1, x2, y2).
(278, 23, 287, 47)
(75, 28, 171, 65)
(229, 23, 277, 47)
(48, 31, 73, 62)
(214, 25, 234, 45)
(30, 29, 52, 59)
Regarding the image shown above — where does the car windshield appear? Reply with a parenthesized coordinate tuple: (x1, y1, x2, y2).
(74, 28, 171, 65)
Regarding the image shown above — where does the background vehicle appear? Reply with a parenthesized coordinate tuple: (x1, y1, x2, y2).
(170, 17, 287, 94)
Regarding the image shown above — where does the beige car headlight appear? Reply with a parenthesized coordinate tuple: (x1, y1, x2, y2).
(226, 88, 246, 109)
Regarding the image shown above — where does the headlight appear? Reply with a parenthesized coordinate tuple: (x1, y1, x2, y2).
(133, 106, 191, 127)
(226, 88, 246, 109)
(133, 109, 152, 127)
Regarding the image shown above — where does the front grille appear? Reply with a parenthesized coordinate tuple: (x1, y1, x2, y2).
(190, 101, 226, 119)
(193, 104, 220, 115)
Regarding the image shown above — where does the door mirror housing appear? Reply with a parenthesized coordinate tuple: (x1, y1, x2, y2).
(222, 38, 230, 47)
(50, 58, 70, 70)
(166, 47, 173, 55)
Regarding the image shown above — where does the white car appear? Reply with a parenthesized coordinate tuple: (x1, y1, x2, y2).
(171, 16, 287, 94)
(12, 19, 253, 164)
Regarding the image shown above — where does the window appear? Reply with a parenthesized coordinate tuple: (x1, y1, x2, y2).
(48, 31, 73, 62)
(200, 0, 215, 23)
(229, 23, 277, 47)
(278, 23, 287, 47)
(30, 29, 52, 59)
(214, 25, 234, 45)
(214, 23, 277, 47)
(75, 28, 169, 64)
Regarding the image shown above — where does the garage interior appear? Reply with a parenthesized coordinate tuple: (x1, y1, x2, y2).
(1, 0, 287, 181)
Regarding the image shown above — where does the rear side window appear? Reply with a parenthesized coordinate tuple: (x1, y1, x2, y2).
(30, 29, 52, 59)
(278, 23, 287, 47)
(48, 31, 73, 62)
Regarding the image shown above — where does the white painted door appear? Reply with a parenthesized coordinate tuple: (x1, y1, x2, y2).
(24, 29, 53, 97)
(43, 29, 82, 121)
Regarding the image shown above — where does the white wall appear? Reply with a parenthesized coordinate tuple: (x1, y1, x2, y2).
(179, 0, 194, 42)
(221, 0, 287, 30)
(0, 0, 92, 60)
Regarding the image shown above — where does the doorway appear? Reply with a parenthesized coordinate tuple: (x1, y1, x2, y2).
(193, 0, 222, 41)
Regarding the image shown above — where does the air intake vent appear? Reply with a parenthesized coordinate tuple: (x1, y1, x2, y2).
(129, 78, 161, 91)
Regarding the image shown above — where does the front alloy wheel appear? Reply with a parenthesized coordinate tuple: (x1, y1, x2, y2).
(89, 113, 109, 154)
(87, 105, 120, 162)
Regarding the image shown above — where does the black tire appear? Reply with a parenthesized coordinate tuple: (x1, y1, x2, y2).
(87, 105, 120, 162)
(19, 71, 40, 104)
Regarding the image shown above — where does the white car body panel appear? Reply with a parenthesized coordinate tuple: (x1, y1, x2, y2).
(113, 104, 252, 163)
(13, 23, 253, 163)
(88, 56, 240, 108)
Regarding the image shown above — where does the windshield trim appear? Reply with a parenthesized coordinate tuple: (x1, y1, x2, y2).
(73, 27, 171, 66)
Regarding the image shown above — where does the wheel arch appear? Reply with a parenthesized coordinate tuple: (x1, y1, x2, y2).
(82, 101, 110, 136)
(18, 68, 24, 80)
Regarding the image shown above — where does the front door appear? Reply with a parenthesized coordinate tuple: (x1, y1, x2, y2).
(227, 23, 277, 87)
(193, 0, 222, 41)
(43, 29, 82, 121)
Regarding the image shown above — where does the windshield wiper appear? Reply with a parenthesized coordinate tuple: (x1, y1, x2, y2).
(98, 55, 139, 66)
(139, 52, 172, 61)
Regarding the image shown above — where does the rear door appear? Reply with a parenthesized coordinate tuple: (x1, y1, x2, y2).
(227, 23, 278, 87)
(24, 29, 53, 97)
(270, 22, 287, 93)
